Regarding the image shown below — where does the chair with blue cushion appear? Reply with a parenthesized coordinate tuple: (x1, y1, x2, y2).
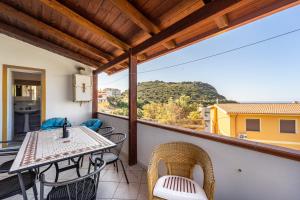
(80, 119, 102, 132)
(41, 118, 71, 130)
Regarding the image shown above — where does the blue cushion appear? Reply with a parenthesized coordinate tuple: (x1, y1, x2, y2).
(80, 119, 102, 132)
(41, 118, 71, 130)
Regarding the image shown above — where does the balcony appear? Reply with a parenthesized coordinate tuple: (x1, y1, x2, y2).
(1, 0, 300, 200)
(97, 112, 300, 200)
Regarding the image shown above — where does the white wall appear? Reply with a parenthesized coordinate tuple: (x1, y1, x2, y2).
(0, 34, 92, 140)
(98, 113, 300, 200)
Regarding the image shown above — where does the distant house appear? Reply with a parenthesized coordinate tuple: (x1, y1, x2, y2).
(201, 107, 211, 132)
(210, 103, 300, 150)
(98, 91, 108, 103)
(103, 88, 121, 97)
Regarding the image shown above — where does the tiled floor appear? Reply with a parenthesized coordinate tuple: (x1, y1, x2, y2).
(1, 155, 148, 200)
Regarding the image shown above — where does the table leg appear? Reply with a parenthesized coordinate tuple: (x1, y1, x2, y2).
(17, 172, 28, 200)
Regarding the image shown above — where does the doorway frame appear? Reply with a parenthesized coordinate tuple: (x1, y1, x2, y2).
(2, 64, 46, 141)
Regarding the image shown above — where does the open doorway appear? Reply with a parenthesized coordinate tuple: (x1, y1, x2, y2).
(2, 65, 46, 141)
(13, 72, 41, 139)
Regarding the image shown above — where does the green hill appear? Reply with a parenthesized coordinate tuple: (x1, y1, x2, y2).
(123, 80, 233, 106)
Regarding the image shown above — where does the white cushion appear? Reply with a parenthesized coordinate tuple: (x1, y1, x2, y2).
(153, 175, 208, 200)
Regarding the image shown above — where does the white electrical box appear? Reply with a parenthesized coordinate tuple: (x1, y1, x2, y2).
(73, 74, 92, 102)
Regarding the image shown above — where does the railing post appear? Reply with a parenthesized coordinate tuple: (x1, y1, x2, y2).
(128, 48, 137, 165)
(92, 72, 98, 118)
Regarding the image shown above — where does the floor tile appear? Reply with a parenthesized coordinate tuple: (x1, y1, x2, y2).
(113, 182, 140, 199)
(140, 171, 147, 184)
(101, 169, 123, 182)
(121, 169, 143, 183)
(97, 181, 119, 199)
(137, 184, 148, 200)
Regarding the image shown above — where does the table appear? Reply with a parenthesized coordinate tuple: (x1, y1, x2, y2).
(9, 126, 116, 200)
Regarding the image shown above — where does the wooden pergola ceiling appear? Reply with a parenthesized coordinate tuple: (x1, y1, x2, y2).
(0, 0, 299, 75)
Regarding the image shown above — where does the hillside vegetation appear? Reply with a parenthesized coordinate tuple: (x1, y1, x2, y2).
(135, 81, 228, 106)
(99, 81, 234, 130)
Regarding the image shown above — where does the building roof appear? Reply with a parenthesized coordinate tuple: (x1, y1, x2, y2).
(214, 103, 300, 115)
(0, 0, 298, 74)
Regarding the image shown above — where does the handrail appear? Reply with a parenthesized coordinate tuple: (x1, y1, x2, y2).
(98, 112, 300, 162)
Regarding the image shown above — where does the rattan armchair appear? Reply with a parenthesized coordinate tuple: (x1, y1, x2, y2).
(147, 142, 215, 200)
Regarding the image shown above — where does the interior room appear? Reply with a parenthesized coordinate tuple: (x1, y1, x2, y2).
(12, 71, 41, 140)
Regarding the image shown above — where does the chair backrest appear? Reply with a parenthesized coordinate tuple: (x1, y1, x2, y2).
(0, 140, 21, 174)
(105, 133, 126, 157)
(41, 118, 71, 130)
(40, 158, 105, 200)
(98, 126, 115, 136)
(149, 142, 215, 200)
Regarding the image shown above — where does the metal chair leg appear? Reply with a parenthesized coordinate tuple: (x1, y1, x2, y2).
(88, 159, 92, 174)
(116, 161, 119, 173)
(119, 159, 129, 184)
(81, 155, 84, 167)
(32, 182, 38, 200)
(17, 173, 28, 200)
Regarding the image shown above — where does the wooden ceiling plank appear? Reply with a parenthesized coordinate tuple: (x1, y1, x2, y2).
(214, 14, 229, 28)
(0, 2, 113, 62)
(39, 0, 131, 51)
(95, 0, 253, 73)
(0, 21, 101, 68)
(110, 0, 176, 49)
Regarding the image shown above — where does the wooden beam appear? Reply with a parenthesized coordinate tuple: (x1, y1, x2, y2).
(0, 21, 102, 68)
(128, 48, 137, 165)
(158, 0, 205, 29)
(214, 14, 229, 28)
(95, 0, 251, 73)
(111, 0, 160, 34)
(39, 0, 131, 51)
(92, 73, 98, 118)
(110, 0, 176, 49)
(0, 2, 113, 62)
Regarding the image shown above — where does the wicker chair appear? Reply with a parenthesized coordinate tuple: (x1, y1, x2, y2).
(40, 158, 105, 200)
(147, 142, 215, 200)
(98, 126, 115, 137)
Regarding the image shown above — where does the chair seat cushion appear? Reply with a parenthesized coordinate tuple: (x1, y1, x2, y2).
(153, 175, 208, 200)
(0, 171, 36, 199)
(92, 152, 118, 164)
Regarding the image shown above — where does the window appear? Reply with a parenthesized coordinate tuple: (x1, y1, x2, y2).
(280, 120, 296, 134)
(246, 119, 260, 132)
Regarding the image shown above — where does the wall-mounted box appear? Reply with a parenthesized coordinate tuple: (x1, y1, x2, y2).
(73, 74, 92, 102)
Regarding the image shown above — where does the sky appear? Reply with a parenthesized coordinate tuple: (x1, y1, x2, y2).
(98, 5, 300, 102)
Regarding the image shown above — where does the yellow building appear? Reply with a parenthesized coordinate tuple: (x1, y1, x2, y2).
(210, 103, 300, 150)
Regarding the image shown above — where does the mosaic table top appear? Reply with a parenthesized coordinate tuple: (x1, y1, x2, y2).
(10, 126, 115, 173)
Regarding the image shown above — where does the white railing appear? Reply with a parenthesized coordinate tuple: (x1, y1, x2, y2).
(98, 112, 300, 200)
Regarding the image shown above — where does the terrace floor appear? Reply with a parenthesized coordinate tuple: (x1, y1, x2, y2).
(1, 155, 148, 200)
